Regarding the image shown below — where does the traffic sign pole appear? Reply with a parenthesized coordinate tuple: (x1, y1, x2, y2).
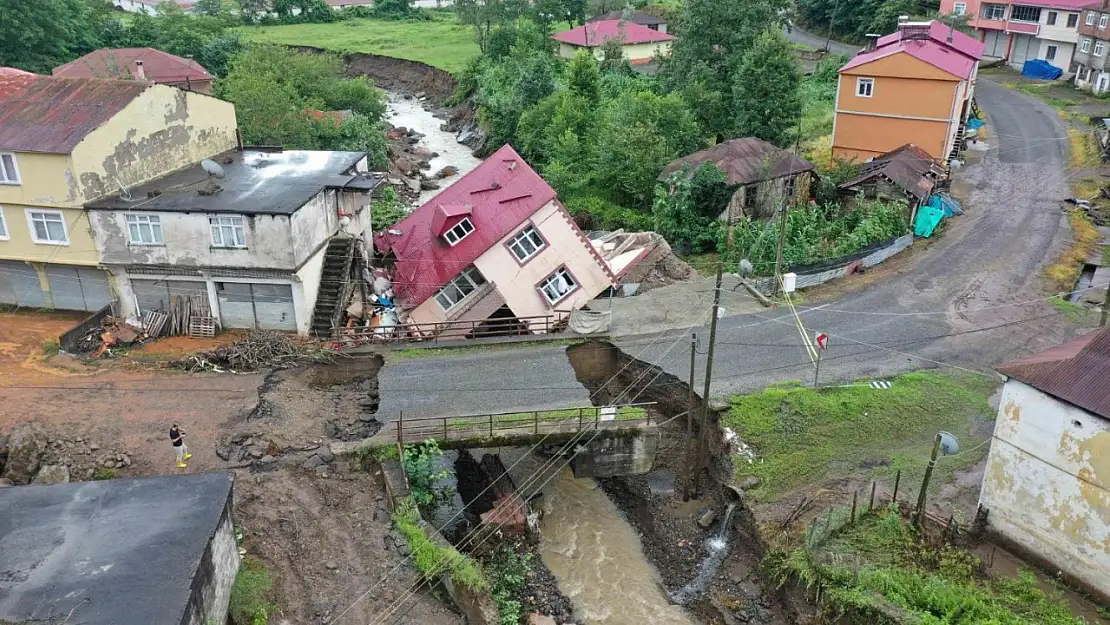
(814, 332, 828, 388)
(814, 350, 822, 389)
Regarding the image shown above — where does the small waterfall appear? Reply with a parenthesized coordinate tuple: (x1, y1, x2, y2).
(670, 503, 737, 605)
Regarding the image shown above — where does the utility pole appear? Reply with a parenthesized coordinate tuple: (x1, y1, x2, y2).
(824, 0, 842, 53)
(687, 334, 697, 436)
(691, 263, 723, 499)
(773, 202, 789, 296)
(914, 433, 943, 528)
(1102, 280, 1110, 327)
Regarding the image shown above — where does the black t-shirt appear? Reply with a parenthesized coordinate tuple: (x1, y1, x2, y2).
(170, 427, 183, 447)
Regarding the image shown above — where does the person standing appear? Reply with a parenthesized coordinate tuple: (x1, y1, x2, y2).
(170, 424, 192, 468)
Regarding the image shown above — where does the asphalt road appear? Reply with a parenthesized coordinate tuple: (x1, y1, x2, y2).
(376, 79, 1079, 417)
(784, 24, 860, 58)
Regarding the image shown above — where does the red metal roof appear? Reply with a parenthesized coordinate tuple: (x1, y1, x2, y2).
(997, 327, 1110, 420)
(840, 39, 977, 79)
(553, 20, 674, 47)
(375, 145, 559, 309)
(53, 48, 213, 85)
(0, 68, 150, 154)
(875, 21, 986, 60)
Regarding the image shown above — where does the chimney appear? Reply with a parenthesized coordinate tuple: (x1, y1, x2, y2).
(134, 60, 146, 81)
(864, 33, 881, 52)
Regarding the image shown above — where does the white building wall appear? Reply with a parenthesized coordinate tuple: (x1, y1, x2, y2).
(979, 379, 1110, 599)
(295, 244, 328, 335)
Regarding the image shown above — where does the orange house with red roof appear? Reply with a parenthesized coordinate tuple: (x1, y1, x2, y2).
(375, 145, 614, 333)
(833, 20, 985, 164)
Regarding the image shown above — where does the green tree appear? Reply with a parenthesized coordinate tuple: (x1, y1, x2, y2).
(456, 0, 511, 53)
(236, 0, 272, 23)
(732, 30, 802, 147)
(587, 0, 626, 16)
(0, 0, 110, 73)
(664, 0, 789, 82)
(594, 90, 701, 205)
(566, 50, 601, 105)
(598, 37, 632, 74)
(653, 163, 730, 253)
(194, 0, 224, 16)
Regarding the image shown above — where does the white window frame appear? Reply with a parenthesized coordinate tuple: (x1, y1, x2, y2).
(1100, 14, 1108, 28)
(435, 265, 487, 311)
(1082, 38, 1092, 53)
(1096, 40, 1106, 56)
(126, 213, 164, 245)
(443, 217, 475, 246)
(0, 206, 8, 240)
(1010, 5, 1040, 22)
(506, 226, 546, 263)
(953, 2, 966, 16)
(209, 215, 247, 248)
(1047, 10, 1057, 25)
(538, 266, 578, 305)
(26, 209, 69, 245)
(984, 4, 1006, 20)
(856, 77, 874, 98)
(0, 152, 20, 185)
(1045, 44, 1058, 60)
(1087, 11, 1098, 25)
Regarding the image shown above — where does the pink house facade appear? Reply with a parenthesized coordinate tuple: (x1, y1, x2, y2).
(940, 0, 1090, 71)
(374, 145, 614, 338)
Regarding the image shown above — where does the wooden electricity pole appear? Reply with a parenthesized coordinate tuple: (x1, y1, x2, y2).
(691, 263, 723, 499)
(687, 334, 697, 436)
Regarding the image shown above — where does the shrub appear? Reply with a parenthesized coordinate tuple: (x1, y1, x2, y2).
(229, 556, 276, 625)
(392, 498, 487, 591)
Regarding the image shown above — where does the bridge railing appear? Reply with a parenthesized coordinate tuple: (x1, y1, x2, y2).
(393, 403, 657, 445)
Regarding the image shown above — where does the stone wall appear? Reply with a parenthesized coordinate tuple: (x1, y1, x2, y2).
(183, 487, 241, 625)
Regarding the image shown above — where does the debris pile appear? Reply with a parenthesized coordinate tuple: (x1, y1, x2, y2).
(174, 330, 337, 373)
(0, 422, 134, 487)
(72, 316, 151, 358)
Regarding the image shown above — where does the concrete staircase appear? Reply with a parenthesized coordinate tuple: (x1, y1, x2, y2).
(311, 237, 356, 338)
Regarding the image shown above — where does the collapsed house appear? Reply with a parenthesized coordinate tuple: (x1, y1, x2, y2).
(361, 145, 617, 342)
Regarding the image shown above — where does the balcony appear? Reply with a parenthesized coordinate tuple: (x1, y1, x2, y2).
(970, 16, 1007, 30)
(1005, 20, 1041, 35)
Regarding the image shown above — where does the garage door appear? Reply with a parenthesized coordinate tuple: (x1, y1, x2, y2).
(0, 260, 46, 308)
(131, 279, 208, 314)
(984, 31, 1007, 58)
(1011, 35, 1036, 68)
(44, 265, 113, 312)
(217, 283, 297, 331)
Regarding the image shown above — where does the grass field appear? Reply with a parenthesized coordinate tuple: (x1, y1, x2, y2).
(237, 13, 480, 73)
(721, 372, 998, 502)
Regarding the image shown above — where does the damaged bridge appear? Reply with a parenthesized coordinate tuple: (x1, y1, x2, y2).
(338, 404, 660, 478)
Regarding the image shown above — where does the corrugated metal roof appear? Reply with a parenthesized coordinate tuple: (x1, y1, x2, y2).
(0, 68, 150, 154)
(553, 20, 674, 47)
(838, 143, 943, 201)
(659, 138, 816, 186)
(840, 39, 976, 79)
(375, 145, 559, 309)
(53, 48, 212, 85)
(997, 327, 1110, 420)
(876, 20, 985, 60)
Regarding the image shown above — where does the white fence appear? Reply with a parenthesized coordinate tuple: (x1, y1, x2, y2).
(750, 234, 914, 294)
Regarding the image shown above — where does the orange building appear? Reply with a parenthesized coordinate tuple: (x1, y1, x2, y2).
(832, 21, 985, 164)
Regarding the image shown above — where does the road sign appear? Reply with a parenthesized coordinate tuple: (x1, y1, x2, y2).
(815, 332, 829, 351)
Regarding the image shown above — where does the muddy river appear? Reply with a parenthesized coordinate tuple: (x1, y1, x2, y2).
(384, 93, 482, 204)
(539, 470, 697, 625)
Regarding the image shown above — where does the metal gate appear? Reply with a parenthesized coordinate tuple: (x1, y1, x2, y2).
(217, 282, 297, 331)
(0, 260, 46, 308)
(44, 265, 113, 312)
(1010, 34, 1036, 68)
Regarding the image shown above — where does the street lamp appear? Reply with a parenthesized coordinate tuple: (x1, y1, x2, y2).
(914, 431, 959, 527)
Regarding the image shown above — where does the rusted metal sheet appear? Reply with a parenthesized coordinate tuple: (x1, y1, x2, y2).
(0, 68, 149, 154)
(659, 137, 816, 186)
(997, 328, 1110, 420)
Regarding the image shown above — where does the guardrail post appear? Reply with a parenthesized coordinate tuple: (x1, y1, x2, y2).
(534, 411, 539, 434)
(489, 413, 494, 438)
(397, 410, 403, 445)
(443, 417, 448, 441)
(578, 408, 583, 431)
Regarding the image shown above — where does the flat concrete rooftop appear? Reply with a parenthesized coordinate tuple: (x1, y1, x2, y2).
(0, 472, 234, 625)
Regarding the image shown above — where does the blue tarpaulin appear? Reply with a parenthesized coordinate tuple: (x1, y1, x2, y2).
(966, 118, 985, 131)
(914, 205, 945, 238)
(927, 193, 963, 218)
(1022, 59, 1063, 80)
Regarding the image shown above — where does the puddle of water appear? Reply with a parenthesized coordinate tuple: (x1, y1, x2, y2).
(539, 469, 696, 625)
(385, 94, 482, 205)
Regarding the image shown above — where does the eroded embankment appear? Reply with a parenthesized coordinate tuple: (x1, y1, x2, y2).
(565, 341, 801, 625)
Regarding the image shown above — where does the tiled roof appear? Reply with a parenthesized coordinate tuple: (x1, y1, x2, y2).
(997, 327, 1110, 420)
(876, 20, 985, 60)
(374, 145, 558, 309)
(553, 20, 674, 47)
(838, 143, 944, 202)
(659, 138, 816, 185)
(53, 48, 212, 85)
(0, 68, 150, 154)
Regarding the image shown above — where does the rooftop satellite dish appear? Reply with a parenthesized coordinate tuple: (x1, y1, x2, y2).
(201, 159, 226, 179)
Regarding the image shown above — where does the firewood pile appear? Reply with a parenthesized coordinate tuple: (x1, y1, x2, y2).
(173, 330, 338, 373)
(72, 316, 150, 358)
